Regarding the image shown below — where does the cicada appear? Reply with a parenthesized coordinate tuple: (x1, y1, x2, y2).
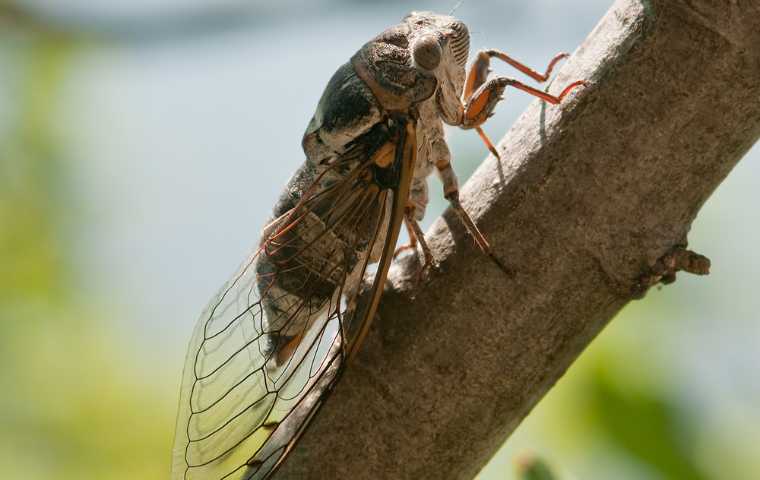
(171, 11, 584, 480)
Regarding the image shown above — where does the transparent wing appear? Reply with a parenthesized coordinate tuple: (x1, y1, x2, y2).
(170, 245, 350, 480)
(171, 116, 416, 480)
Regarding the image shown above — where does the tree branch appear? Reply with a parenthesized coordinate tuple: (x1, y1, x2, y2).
(277, 1, 760, 478)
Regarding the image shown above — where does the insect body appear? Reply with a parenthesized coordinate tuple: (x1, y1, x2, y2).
(172, 11, 583, 480)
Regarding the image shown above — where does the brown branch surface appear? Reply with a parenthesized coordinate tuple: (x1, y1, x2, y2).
(277, 1, 760, 478)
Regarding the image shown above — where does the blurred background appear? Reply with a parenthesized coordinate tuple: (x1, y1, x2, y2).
(1, 0, 758, 479)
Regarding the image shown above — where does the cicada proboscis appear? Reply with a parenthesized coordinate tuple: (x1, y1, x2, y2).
(171, 11, 585, 480)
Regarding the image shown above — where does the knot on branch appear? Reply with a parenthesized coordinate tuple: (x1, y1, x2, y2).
(632, 246, 711, 299)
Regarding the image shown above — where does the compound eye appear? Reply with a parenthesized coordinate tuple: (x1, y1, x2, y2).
(412, 34, 442, 71)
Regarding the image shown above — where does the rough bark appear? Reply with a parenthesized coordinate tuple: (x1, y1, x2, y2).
(278, 1, 760, 478)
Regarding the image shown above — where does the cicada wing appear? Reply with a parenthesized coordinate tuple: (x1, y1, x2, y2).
(170, 251, 343, 479)
(171, 117, 417, 480)
(345, 117, 417, 362)
(171, 229, 365, 480)
(170, 249, 285, 479)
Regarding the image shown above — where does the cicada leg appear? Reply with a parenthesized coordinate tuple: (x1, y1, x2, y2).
(393, 214, 418, 259)
(435, 143, 512, 277)
(395, 204, 437, 284)
(463, 50, 571, 100)
(461, 49, 586, 159)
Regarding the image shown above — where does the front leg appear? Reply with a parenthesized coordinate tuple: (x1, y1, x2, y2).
(462, 77, 586, 129)
(463, 49, 571, 101)
(461, 49, 586, 159)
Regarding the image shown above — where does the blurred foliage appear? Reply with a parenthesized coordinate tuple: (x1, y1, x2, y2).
(0, 33, 172, 480)
(514, 455, 558, 480)
(1, 38, 70, 304)
(485, 305, 729, 480)
(586, 362, 707, 480)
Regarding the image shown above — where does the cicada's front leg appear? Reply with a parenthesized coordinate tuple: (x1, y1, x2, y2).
(461, 49, 586, 159)
(463, 49, 571, 99)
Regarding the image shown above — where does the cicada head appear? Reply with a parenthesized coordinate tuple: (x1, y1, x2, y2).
(403, 11, 470, 122)
(404, 11, 470, 68)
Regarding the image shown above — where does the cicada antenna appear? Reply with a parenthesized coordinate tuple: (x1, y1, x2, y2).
(448, 0, 465, 15)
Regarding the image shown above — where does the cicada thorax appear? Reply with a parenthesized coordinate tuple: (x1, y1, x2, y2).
(351, 23, 438, 113)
